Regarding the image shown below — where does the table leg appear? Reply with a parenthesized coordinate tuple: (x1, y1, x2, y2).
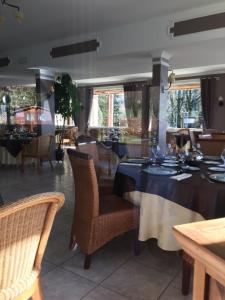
(193, 260, 207, 300)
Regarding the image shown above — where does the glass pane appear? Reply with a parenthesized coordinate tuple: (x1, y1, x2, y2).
(167, 88, 202, 128)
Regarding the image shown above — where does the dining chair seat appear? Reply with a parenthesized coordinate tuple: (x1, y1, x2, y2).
(99, 194, 138, 215)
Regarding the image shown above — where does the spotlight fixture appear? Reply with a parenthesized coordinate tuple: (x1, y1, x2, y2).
(0, 0, 24, 24)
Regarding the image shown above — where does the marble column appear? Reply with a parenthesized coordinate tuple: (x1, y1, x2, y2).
(35, 69, 55, 136)
(150, 51, 171, 151)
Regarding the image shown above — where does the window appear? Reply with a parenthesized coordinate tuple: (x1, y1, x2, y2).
(89, 86, 127, 127)
(167, 82, 202, 128)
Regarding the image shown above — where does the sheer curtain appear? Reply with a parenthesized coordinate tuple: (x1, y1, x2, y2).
(76, 87, 93, 133)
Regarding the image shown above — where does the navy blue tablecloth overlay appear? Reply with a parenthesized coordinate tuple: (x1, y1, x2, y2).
(0, 137, 32, 157)
(101, 141, 128, 159)
(114, 163, 225, 220)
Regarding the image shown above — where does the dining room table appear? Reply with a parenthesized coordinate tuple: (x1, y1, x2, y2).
(0, 135, 32, 165)
(101, 140, 151, 159)
(113, 156, 225, 251)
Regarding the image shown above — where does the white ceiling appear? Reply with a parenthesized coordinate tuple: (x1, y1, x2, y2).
(0, 0, 223, 52)
(1, 0, 225, 85)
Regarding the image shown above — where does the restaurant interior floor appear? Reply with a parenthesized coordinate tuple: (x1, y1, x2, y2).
(0, 153, 192, 300)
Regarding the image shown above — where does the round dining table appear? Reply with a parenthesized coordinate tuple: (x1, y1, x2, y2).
(0, 136, 32, 165)
(114, 159, 225, 251)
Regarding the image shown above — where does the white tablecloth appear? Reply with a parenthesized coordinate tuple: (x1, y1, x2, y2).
(124, 191, 204, 251)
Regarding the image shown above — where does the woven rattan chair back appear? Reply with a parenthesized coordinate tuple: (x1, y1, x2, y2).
(0, 192, 64, 300)
(76, 142, 100, 166)
(21, 135, 53, 172)
(67, 149, 99, 220)
(75, 135, 95, 146)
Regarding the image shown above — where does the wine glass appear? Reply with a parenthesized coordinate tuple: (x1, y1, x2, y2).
(178, 150, 186, 165)
(221, 148, 225, 166)
(151, 145, 162, 164)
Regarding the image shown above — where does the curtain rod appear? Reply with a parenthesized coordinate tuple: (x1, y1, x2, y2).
(78, 79, 151, 89)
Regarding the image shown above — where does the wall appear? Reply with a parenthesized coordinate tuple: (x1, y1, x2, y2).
(0, 86, 36, 107)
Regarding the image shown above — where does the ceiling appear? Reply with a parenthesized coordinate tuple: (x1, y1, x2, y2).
(0, 0, 223, 52)
(1, 0, 225, 86)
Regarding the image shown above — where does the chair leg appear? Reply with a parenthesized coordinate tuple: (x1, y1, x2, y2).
(182, 255, 192, 295)
(49, 157, 53, 171)
(32, 278, 44, 300)
(69, 236, 77, 250)
(134, 228, 141, 256)
(84, 254, 92, 269)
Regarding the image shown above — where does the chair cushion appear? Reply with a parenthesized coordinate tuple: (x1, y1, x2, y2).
(99, 194, 136, 215)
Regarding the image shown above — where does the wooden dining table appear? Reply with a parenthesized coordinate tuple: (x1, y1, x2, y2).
(114, 159, 225, 251)
(173, 218, 225, 299)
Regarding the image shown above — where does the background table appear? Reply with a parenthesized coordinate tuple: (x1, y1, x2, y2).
(0, 137, 31, 165)
(114, 162, 225, 251)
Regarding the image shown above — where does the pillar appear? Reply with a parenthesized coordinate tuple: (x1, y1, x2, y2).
(35, 69, 55, 136)
(151, 51, 171, 151)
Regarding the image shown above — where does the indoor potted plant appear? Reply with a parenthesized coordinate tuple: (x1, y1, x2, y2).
(54, 73, 82, 161)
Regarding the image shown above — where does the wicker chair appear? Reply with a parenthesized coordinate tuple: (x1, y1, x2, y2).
(0, 192, 64, 300)
(21, 135, 54, 172)
(62, 127, 78, 145)
(77, 141, 112, 176)
(67, 149, 140, 269)
(197, 139, 225, 155)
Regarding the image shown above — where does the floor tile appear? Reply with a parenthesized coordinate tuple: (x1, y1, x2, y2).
(41, 260, 57, 276)
(102, 260, 173, 300)
(134, 239, 182, 276)
(62, 237, 132, 283)
(83, 286, 129, 300)
(42, 267, 96, 300)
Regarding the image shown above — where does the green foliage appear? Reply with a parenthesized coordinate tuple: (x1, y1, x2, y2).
(98, 94, 108, 126)
(167, 89, 202, 128)
(54, 73, 82, 122)
(124, 91, 142, 118)
(113, 94, 123, 126)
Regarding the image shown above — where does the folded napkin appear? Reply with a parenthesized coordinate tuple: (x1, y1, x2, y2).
(199, 134, 212, 139)
(170, 173, 192, 181)
(120, 162, 142, 167)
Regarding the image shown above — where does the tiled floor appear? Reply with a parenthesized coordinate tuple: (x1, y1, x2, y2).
(0, 154, 192, 300)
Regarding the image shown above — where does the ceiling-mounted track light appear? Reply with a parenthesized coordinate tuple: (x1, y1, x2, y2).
(0, 0, 24, 24)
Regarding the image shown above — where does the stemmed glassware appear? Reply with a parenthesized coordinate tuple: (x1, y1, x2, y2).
(178, 150, 187, 165)
(151, 145, 163, 164)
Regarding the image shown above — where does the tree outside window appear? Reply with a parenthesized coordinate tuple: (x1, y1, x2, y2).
(167, 88, 202, 128)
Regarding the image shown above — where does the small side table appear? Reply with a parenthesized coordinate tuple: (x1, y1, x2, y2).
(173, 218, 225, 300)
